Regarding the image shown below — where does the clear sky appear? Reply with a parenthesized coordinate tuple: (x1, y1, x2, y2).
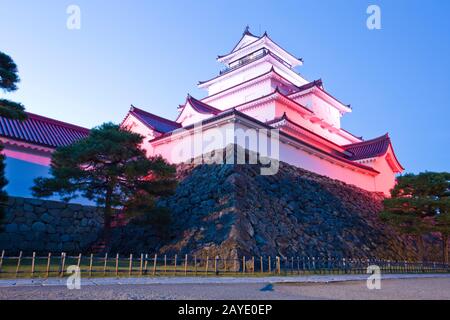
(0, 0, 449, 173)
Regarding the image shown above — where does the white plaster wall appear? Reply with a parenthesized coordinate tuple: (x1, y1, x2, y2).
(291, 94, 341, 128)
(207, 61, 273, 96)
(273, 101, 352, 146)
(205, 78, 274, 110)
(277, 141, 378, 192)
(371, 154, 398, 195)
(121, 114, 157, 157)
(148, 120, 385, 194)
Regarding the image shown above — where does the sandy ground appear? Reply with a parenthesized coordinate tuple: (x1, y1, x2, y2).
(1, 277, 450, 300)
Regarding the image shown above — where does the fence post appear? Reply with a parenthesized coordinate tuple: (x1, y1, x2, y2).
(205, 256, 209, 275)
(174, 254, 177, 275)
(242, 256, 246, 274)
(224, 257, 227, 273)
(268, 256, 271, 273)
(184, 254, 188, 276)
(77, 253, 82, 269)
(15, 251, 22, 278)
(128, 254, 133, 276)
(144, 254, 148, 275)
(60, 252, 66, 278)
(276, 256, 281, 275)
(291, 257, 294, 275)
(312, 257, 316, 273)
(152, 254, 157, 276)
(139, 254, 144, 276)
(297, 257, 300, 275)
(0, 250, 4, 274)
(214, 256, 218, 275)
(260, 256, 263, 274)
(103, 253, 108, 276)
(252, 256, 255, 274)
(342, 258, 346, 274)
(31, 252, 36, 277)
(164, 255, 167, 274)
(89, 253, 93, 278)
(115, 254, 119, 277)
(46, 252, 51, 278)
(194, 255, 197, 276)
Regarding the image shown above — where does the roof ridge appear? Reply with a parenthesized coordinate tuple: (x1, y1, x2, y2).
(186, 95, 221, 114)
(343, 133, 390, 148)
(130, 105, 180, 125)
(24, 111, 90, 133)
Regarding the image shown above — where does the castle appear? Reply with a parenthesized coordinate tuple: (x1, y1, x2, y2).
(121, 28, 403, 195)
(0, 28, 403, 198)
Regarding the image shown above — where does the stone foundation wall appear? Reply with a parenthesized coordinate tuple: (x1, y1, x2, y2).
(0, 197, 103, 254)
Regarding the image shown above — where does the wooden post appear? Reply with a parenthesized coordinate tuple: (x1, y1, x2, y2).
(0, 250, 4, 274)
(276, 256, 281, 275)
(205, 256, 209, 275)
(194, 255, 197, 275)
(152, 254, 157, 276)
(60, 252, 66, 278)
(214, 256, 218, 275)
(252, 256, 255, 274)
(234, 257, 238, 273)
(242, 256, 246, 274)
(224, 258, 227, 273)
(128, 254, 133, 276)
(268, 256, 271, 273)
(89, 253, 93, 278)
(16, 251, 22, 278)
(164, 255, 167, 274)
(144, 254, 148, 275)
(260, 256, 263, 273)
(46, 253, 51, 278)
(184, 254, 188, 276)
(31, 252, 36, 277)
(174, 254, 177, 275)
(103, 253, 108, 276)
(139, 254, 144, 276)
(291, 257, 294, 275)
(115, 254, 119, 277)
(77, 253, 82, 268)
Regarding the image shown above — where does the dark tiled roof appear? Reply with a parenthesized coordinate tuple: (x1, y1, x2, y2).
(184, 95, 221, 115)
(129, 106, 181, 134)
(0, 112, 89, 149)
(344, 134, 391, 160)
(295, 79, 323, 92)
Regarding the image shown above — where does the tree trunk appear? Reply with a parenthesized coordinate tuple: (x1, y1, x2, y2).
(417, 234, 425, 262)
(103, 188, 113, 242)
(443, 234, 449, 265)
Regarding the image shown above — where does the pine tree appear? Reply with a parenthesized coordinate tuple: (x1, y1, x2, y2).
(32, 123, 177, 237)
(0, 51, 27, 229)
(381, 172, 450, 262)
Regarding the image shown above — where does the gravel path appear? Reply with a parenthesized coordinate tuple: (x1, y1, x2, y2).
(1, 276, 450, 300)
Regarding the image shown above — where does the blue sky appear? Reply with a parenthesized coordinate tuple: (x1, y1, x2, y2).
(0, 0, 449, 173)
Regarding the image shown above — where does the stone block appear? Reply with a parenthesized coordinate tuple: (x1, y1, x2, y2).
(4, 223, 18, 233)
(31, 222, 46, 233)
